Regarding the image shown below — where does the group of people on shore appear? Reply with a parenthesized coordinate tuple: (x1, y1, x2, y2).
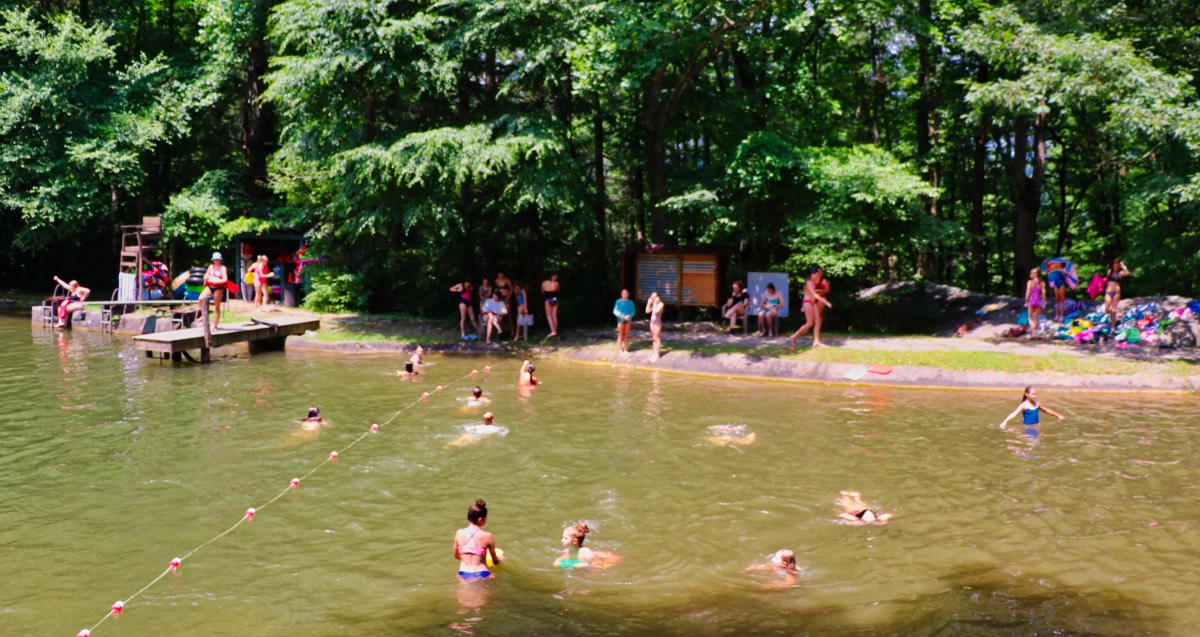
(612, 265, 834, 357)
(451, 274, 561, 344)
(1024, 257, 1130, 338)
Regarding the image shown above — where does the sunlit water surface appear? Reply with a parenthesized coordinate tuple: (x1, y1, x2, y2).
(1, 315, 1198, 636)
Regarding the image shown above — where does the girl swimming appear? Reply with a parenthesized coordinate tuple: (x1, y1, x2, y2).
(454, 499, 500, 579)
(744, 549, 799, 588)
(836, 491, 893, 525)
(554, 522, 621, 570)
(999, 386, 1065, 429)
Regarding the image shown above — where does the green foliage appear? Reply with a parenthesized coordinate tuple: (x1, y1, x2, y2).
(4, 0, 1200, 307)
(162, 171, 274, 247)
(0, 10, 187, 250)
(302, 268, 370, 313)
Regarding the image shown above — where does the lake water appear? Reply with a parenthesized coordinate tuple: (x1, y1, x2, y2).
(1, 314, 1198, 636)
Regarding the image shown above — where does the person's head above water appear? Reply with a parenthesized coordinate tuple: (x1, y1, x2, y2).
(1023, 386, 1038, 403)
(307, 407, 320, 420)
(472, 386, 483, 399)
(482, 412, 495, 426)
(562, 522, 590, 547)
(467, 498, 488, 525)
(771, 549, 796, 569)
(525, 363, 535, 374)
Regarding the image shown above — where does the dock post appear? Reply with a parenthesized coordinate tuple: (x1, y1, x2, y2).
(200, 295, 212, 364)
(201, 296, 211, 348)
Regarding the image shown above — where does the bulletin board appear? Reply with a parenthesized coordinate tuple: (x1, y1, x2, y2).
(633, 252, 721, 307)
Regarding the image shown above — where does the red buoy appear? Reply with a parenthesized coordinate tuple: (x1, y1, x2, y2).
(290, 478, 300, 488)
(111, 601, 124, 614)
(170, 557, 181, 572)
(370, 424, 379, 432)
(329, 451, 338, 461)
(246, 507, 256, 519)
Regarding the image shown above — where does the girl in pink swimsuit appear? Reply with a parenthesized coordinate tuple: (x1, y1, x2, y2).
(454, 499, 500, 579)
(1025, 267, 1045, 339)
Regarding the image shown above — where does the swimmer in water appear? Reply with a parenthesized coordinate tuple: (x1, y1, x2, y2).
(411, 345, 425, 366)
(706, 424, 756, 446)
(396, 360, 421, 379)
(999, 386, 1065, 429)
(554, 522, 621, 570)
(464, 385, 491, 407)
(447, 412, 503, 447)
(296, 406, 326, 430)
(836, 491, 893, 525)
(519, 360, 537, 387)
(454, 498, 500, 580)
(744, 549, 799, 588)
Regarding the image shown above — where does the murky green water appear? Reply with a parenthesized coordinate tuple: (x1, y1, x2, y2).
(2, 314, 1199, 636)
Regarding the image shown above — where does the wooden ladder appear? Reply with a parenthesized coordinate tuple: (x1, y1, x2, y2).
(118, 216, 162, 300)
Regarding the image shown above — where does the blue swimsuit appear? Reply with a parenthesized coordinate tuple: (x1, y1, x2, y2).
(1022, 404, 1040, 425)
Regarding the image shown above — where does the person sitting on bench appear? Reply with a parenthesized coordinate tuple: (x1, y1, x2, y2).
(52, 276, 90, 329)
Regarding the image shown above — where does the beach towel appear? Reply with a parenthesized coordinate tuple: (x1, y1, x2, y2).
(1086, 274, 1105, 300)
(1042, 257, 1079, 290)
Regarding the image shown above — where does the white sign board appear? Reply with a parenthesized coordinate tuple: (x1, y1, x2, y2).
(747, 272, 789, 318)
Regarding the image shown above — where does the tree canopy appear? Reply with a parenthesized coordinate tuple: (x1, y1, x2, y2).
(2, 0, 1199, 310)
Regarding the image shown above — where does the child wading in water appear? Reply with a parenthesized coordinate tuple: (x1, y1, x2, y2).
(999, 386, 1065, 429)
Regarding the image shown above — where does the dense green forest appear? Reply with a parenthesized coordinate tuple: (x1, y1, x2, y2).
(3, 0, 1200, 314)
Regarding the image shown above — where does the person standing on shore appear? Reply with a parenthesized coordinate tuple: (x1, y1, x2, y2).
(1103, 258, 1130, 328)
(789, 267, 833, 348)
(613, 289, 635, 354)
(251, 255, 273, 309)
(1025, 267, 1046, 339)
(512, 282, 530, 342)
(542, 274, 560, 337)
(645, 291, 664, 361)
(451, 280, 479, 338)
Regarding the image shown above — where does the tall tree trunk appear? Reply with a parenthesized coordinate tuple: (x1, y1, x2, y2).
(968, 65, 988, 289)
(591, 94, 608, 273)
(914, 0, 937, 277)
(1055, 146, 1069, 256)
(242, 10, 274, 201)
(1008, 107, 1048, 297)
(643, 68, 668, 242)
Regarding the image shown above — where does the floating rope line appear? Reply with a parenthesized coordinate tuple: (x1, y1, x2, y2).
(75, 363, 497, 636)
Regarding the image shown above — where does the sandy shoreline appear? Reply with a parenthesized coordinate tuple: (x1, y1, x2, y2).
(289, 335, 1200, 394)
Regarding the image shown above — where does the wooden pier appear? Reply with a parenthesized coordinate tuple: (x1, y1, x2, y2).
(133, 308, 319, 363)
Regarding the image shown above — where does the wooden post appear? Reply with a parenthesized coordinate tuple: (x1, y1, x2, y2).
(201, 295, 212, 363)
(202, 295, 211, 347)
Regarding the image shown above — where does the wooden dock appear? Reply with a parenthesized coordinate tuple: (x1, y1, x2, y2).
(134, 314, 320, 362)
